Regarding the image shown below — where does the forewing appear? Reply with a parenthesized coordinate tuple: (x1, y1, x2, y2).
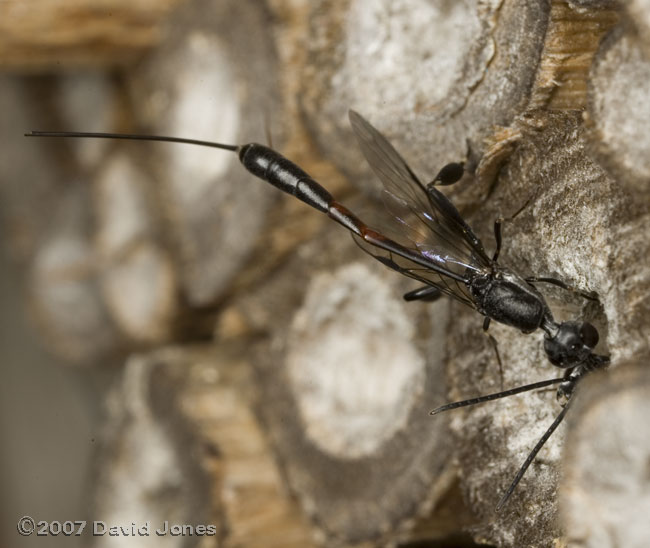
(349, 109, 430, 212)
(348, 110, 491, 280)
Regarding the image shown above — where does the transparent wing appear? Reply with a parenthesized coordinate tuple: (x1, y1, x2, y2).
(348, 110, 491, 289)
(351, 232, 477, 308)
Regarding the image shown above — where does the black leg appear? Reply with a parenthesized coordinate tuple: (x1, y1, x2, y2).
(492, 218, 504, 262)
(430, 162, 465, 186)
(492, 196, 533, 262)
(526, 276, 599, 301)
(488, 334, 504, 391)
(403, 285, 443, 302)
(263, 111, 274, 148)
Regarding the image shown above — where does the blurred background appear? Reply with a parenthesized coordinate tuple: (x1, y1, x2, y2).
(1, 1, 649, 547)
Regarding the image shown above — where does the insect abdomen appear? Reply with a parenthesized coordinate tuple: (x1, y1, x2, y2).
(239, 143, 332, 212)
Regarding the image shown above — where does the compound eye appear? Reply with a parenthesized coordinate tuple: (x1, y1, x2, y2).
(580, 322, 599, 348)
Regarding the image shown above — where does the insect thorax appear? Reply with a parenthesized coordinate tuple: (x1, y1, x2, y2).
(470, 270, 547, 333)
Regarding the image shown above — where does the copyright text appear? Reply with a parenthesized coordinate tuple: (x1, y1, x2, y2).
(17, 517, 218, 537)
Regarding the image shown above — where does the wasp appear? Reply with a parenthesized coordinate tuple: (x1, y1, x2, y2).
(27, 110, 609, 509)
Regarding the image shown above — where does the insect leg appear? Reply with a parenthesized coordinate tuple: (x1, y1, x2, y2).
(430, 162, 465, 186)
(431, 136, 477, 186)
(495, 399, 572, 511)
(261, 110, 274, 149)
(492, 196, 533, 262)
(526, 276, 599, 301)
(483, 317, 504, 390)
(492, 219, 505, 262)
(403, 285, 443, 302)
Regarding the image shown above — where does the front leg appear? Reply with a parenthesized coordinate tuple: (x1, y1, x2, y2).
(556, 366, 582, 406)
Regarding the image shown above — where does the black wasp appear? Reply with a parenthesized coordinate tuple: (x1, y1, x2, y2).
(27, 110, 610, 509)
